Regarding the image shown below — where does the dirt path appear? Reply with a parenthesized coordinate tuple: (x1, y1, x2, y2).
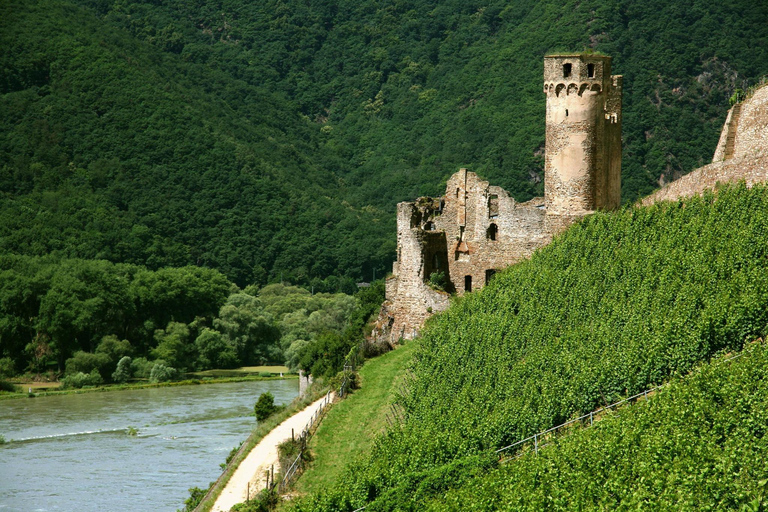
(212, 394, 331, 512)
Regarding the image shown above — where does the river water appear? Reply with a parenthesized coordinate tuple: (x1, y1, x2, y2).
(0, 379, 298, 512)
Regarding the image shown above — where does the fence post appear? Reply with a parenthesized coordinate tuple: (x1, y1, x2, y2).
(590, 411, 593, 426)
(534, 433, 538, 454)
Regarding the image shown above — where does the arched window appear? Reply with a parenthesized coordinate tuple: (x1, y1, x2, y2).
(487, 223, 498, 241)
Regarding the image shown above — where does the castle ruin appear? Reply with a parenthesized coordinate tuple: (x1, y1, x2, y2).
(374, 54, 624, 342)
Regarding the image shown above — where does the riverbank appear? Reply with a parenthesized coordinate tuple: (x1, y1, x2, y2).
(0, 371, 296, 401)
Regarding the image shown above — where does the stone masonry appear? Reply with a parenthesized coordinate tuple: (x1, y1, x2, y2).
(373, 54, 624, 343)
(642, 82, 768, 206)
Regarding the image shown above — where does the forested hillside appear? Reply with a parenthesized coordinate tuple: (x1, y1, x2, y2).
(2, 0, 768, 286)
(289, 183, 768, 511)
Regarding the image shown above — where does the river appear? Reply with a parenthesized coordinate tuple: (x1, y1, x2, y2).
(0, 379, 298, 512)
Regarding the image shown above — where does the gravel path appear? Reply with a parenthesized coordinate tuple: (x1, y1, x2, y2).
(212, 394, 331, 512)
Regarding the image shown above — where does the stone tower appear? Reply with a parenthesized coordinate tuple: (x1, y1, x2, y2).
(543, 54, 622, 224)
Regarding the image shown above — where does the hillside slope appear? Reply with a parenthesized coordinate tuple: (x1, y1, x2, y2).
(0, 0, 393, 287)
(289, 182, 768, 511)
(3, 0, 768, 285)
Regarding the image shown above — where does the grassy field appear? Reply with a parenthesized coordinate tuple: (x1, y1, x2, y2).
(191, 365, 291, 378)
(293, 341, 418, 496)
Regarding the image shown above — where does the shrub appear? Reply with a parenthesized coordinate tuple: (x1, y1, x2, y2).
(112, 356, 132, 383)
(428, 270, 448, 291)
(230, 489, 277, 512)
(130, 357, 156, 379)
(0, 357, 15, 378)
(64, 351, 110, 378)
(149, 363, 178, 383)
(254, 391, 276, 421)
(0, 380, 19, 393)
(258, 371, 272, 378)
(60, 369, 104, 389)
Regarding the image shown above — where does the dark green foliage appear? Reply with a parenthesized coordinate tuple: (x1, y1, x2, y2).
(3, 0, 768, 292)
(427, 271, 447, 291)
(254, 391, 277, 421)
(289, 183, 768, 511)
(0, 357, 15, 378)
(0, 256, 230, 373)
(0, 380, 19, 393)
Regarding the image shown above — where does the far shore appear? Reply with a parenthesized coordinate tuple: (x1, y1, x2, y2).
(1, 366, 296, 400)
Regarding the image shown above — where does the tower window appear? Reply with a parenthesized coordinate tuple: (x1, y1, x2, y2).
(587, 63, 595, 78)
(563, 63, 572, 78)
(485, 269, 497, 283)
(565, 109, 569, 117)
(464, 275, 472, 293)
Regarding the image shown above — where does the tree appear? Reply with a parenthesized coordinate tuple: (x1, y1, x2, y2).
(254, 391, 276, 421)
(194, 328, 238, 369)
(112, 356, 132, 383)
(151, 322, 192, 370)
(213, 293, 280, 366)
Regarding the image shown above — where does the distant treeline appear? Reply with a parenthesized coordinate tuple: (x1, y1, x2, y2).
(0, 254, 384, 385)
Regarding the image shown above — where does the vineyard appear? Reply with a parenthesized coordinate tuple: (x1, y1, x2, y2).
(288, 182, 768, 511)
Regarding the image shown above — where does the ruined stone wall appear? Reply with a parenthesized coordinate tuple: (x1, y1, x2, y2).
(376, 170, 549, 341)
(643, 83, 768, 205)
(374, 55, 625, 343)
(433, 170, 549, 294)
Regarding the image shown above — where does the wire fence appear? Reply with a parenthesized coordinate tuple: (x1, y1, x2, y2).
(277, 390, 332, 493)
(495, 345, 754, 461)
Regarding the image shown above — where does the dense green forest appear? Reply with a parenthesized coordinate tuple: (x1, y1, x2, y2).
(0, 252, 384, 383)
(288, 183, 768, 511)
(2, 0, 768, 287)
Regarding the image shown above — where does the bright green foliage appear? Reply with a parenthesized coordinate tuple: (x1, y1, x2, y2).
(213, 293, 281, 366)
(194, 328, 238, 370)
(60, 368, 103, 389)
(425, 343, 768, 511)
(111, 356, 132, 384)
(64, 350, 110, 377)
(289, 184, 768, 511)
(148, 362, 177, 383)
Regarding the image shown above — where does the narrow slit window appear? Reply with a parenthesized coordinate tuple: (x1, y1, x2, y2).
(563, 63, 572, 78)
(488, 194, 499, 218)
(464, 275, 472, 293)
(565, 109, 569, 117)
(587, 63, 595, 78)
